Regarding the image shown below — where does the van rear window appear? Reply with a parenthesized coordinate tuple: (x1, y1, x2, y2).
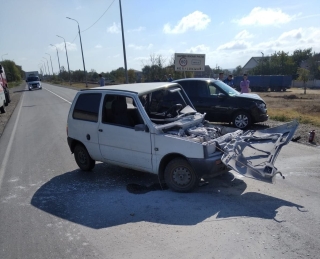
(73, 93, 102, 122)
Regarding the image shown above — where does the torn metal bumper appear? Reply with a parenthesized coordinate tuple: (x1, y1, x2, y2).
(221, 120, 299, 183)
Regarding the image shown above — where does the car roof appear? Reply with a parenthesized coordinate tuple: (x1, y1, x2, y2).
(173, 78, 218, 82)
(83, 82, 180, 95)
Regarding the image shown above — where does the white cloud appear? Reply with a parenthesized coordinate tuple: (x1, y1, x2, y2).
(163, 11, 210, 34)
(278, 28, 302, 40)
(234, 7, 296, 26)
(95, 45, 102, 49)
(107, 22, 121, 34)
(53, 42, 77, 52)
(217, 41, 249, 51)
(128, 44, 153, 50)
(127, 26, 146, 33)
(186, 44, 210, 53)
(235, 30, 253, 40)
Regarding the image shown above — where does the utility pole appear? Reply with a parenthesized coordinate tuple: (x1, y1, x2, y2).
(119, 0, 128, 83)
(57, 35, 71, 85)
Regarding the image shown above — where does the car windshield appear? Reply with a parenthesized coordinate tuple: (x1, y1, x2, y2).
(27, 77, 39, 81)
(211, 80, 239, 96)
(139, 85, 196, 123)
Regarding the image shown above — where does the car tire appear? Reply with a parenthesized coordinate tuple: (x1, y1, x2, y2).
(233, 111, 251, 129)
(0, 103, 6, 114)
(74, 144, 95, 171)
(4, 89, 10, 104)
(164, 158, 198, 192)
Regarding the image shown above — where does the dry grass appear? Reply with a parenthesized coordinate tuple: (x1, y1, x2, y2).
(257, 88, 320, 127)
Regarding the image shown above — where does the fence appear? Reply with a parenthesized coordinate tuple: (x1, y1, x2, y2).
(292, 80, 320, 89)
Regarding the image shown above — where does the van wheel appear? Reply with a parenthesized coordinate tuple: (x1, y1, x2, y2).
(164, 158, 198, 192)
(233, 111, 251, 129)
(0, 103, 6, 113)
(74, 144, 95, 171)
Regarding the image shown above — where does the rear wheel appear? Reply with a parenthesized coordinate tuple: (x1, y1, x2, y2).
(74, 144, 95, 171)
(0, 103, 6, 113)
(233, 111, 251, 129)
(164, 158, 198, 192)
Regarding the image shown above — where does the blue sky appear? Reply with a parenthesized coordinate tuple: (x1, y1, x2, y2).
(1, 0, 320, 74)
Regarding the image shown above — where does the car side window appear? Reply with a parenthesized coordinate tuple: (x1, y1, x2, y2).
(102, 94, 143, 128)
(73, 93, 101, 122)
(179, 81, 197, 101)
(209, 84, 219, 95)
(195, 81, 209, 97)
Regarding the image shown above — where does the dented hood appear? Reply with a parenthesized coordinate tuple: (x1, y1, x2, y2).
(221, 120, 299, 183)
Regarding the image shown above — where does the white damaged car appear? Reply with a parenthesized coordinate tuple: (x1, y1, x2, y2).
(67, 82, 298, 192)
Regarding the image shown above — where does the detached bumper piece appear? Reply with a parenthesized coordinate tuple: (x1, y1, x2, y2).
(221, 120, 299, 183)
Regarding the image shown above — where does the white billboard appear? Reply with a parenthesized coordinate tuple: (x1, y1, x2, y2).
(174, 53, 205, 72)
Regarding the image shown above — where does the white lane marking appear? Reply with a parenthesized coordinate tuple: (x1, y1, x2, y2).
(0, 94, 24, 189)
(43, 87, 72, 104)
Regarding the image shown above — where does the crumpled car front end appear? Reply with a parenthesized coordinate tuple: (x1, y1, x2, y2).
(221, 120, 299, 183)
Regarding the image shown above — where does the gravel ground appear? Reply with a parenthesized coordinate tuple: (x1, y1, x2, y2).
(1, 82, 319, 147)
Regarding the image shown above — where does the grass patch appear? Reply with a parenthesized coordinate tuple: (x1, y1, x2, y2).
(268, 108, 320, 127)
(8, 81, 22, 88)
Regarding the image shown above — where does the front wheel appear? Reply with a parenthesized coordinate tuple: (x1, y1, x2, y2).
(233, 111, 251, 129)
(0, 104, 6, 113)
(74, 144, 95, 171)
(164, 158, 198, 192)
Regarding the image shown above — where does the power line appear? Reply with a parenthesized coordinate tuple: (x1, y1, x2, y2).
(82, 0, 116, 33)
(70, 0, 116, 43)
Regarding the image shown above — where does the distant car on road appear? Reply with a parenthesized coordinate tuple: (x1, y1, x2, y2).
(174, 78, 268, 129)
(66, 82, 297, 192)
(26, 76, 42, 90)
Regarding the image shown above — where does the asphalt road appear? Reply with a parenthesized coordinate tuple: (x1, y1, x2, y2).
(0, 83, 319, 259)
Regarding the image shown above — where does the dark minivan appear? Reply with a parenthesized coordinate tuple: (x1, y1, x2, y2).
(174, 78, 268, 129)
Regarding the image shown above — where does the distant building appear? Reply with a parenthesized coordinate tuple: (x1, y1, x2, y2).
(242, 57, 263, 73)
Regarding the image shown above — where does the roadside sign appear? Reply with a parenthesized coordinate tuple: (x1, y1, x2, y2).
(174, 53, 205, 72)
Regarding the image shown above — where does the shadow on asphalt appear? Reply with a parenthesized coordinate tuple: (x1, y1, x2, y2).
(31, 163, 304, 229)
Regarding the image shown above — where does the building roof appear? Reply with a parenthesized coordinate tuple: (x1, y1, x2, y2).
(242, 57, 263, 69)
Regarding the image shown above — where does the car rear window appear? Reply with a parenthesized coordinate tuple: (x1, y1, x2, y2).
(73, 93, 102, 122)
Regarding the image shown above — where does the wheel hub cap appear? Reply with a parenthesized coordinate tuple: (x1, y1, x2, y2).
(172, 167, 191, 186)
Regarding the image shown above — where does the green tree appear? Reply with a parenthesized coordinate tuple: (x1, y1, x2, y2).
(1, 60, 22, 82)
(297, 67, 310, 94)
(232, 65, 243, 76)
(128, 69, 136, 83)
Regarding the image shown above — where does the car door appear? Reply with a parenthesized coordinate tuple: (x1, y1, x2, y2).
(98, 93, 153, 172)
(221, 120, 299, 183)
(182, 80, 229, 122)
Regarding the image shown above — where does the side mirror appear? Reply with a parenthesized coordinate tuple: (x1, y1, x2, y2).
(134, 124, 149, 132)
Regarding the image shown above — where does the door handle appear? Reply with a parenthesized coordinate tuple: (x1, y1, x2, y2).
(99, 129, 103, 132)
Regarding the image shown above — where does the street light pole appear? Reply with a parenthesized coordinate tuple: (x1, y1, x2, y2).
(42, 57, 50, 76)
(40, 61, 47, 76)
(1, 53, 8, 61)
(119, 0, 128, 83)
(50, 44, 61, 74)
(45, 53, 54, 75)
(57, 35, 71, 85)
(66, 17, 88, 87)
